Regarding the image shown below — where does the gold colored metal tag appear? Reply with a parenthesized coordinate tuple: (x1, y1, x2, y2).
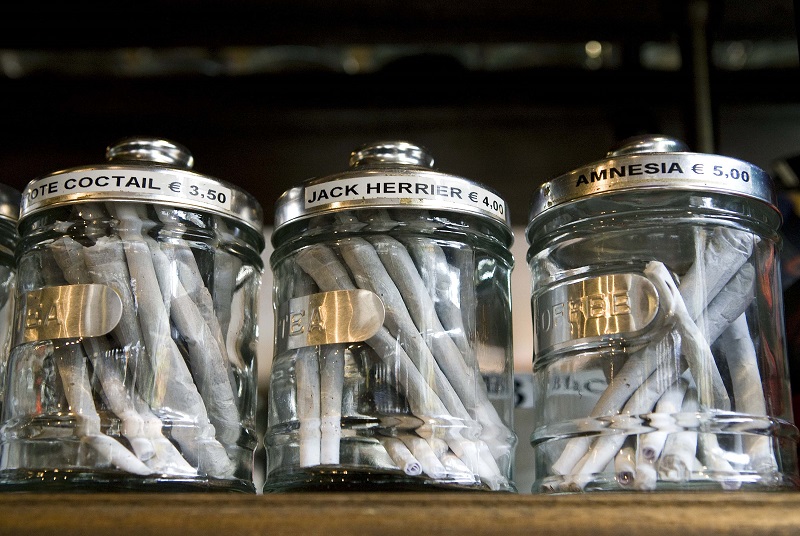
(276, 289, 385, 352)
(20, 284, 123, 342)
(534, 273, 660, 356)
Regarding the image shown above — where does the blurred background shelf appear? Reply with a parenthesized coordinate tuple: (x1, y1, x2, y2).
(0, 0, 797, 226)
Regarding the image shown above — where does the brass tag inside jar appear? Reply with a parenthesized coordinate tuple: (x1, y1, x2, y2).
(534, 273, 660, 357)
(20, 284, 123, 342)
(276, 289, 386, 352)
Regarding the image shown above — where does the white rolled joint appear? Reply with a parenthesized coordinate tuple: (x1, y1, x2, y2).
(381, 437, 423, 476)
(401, 435, 448, 479)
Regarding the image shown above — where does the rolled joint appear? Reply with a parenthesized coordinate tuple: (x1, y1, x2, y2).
(658, 454, 692, 482)
(616, 470, 635, 487)
(641, 446, 659, 461)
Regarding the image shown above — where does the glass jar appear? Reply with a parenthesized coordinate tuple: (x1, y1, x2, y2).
(266, 141, 516, 491)
(0, 137, 265, 492)
(0, 185, 20, 419)
(526, 135, 799, 492)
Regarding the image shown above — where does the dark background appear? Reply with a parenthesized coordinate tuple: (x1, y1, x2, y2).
(0, 0, 798, 226)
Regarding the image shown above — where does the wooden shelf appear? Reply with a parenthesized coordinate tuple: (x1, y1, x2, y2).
(1, 492, 799, 535)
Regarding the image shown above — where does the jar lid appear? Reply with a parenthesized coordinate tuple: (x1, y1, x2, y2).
(529, 134, 779, 226)
(273, 140, 512, 239)
(19, 137, 264, 234)
(0, 183, 20, 224)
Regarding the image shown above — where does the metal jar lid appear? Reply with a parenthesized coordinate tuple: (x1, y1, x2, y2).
(528, 134, 779, 227)
(19, 137, 264, 234)
(0, 184, 21, 225)
(273, 140, 512, 241)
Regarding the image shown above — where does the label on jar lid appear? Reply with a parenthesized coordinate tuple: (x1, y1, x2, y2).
(19, 284, 123, 343)
(303, 173, 508, 223)
(275, 289, 386, 353)
(23, 169, 233, 217)
(531, 153, 776, 223)
(533, 273, 660, 357)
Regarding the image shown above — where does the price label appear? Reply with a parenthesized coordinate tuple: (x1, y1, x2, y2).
(304, 174, 507, 222)
(23, 169, 233, 214)
(164, 179, 232, 205)
(689, 163, 751, 182)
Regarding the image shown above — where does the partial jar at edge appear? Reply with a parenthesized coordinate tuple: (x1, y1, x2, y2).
(0, 138, 265, 491)
(526, 135, 799, 492)
(0, 185, 20, 420)
(266, 141, 517, 491)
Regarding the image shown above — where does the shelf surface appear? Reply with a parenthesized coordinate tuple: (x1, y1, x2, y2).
(0, 491, 799, 535)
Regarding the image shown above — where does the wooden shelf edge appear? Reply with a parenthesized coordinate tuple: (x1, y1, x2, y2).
(0, 491, 799, 535)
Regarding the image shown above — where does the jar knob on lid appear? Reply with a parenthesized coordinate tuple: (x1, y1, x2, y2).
(105, 137, 195, 169)
(606, 134, 690, 157)
(349, 141, 435, 169)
